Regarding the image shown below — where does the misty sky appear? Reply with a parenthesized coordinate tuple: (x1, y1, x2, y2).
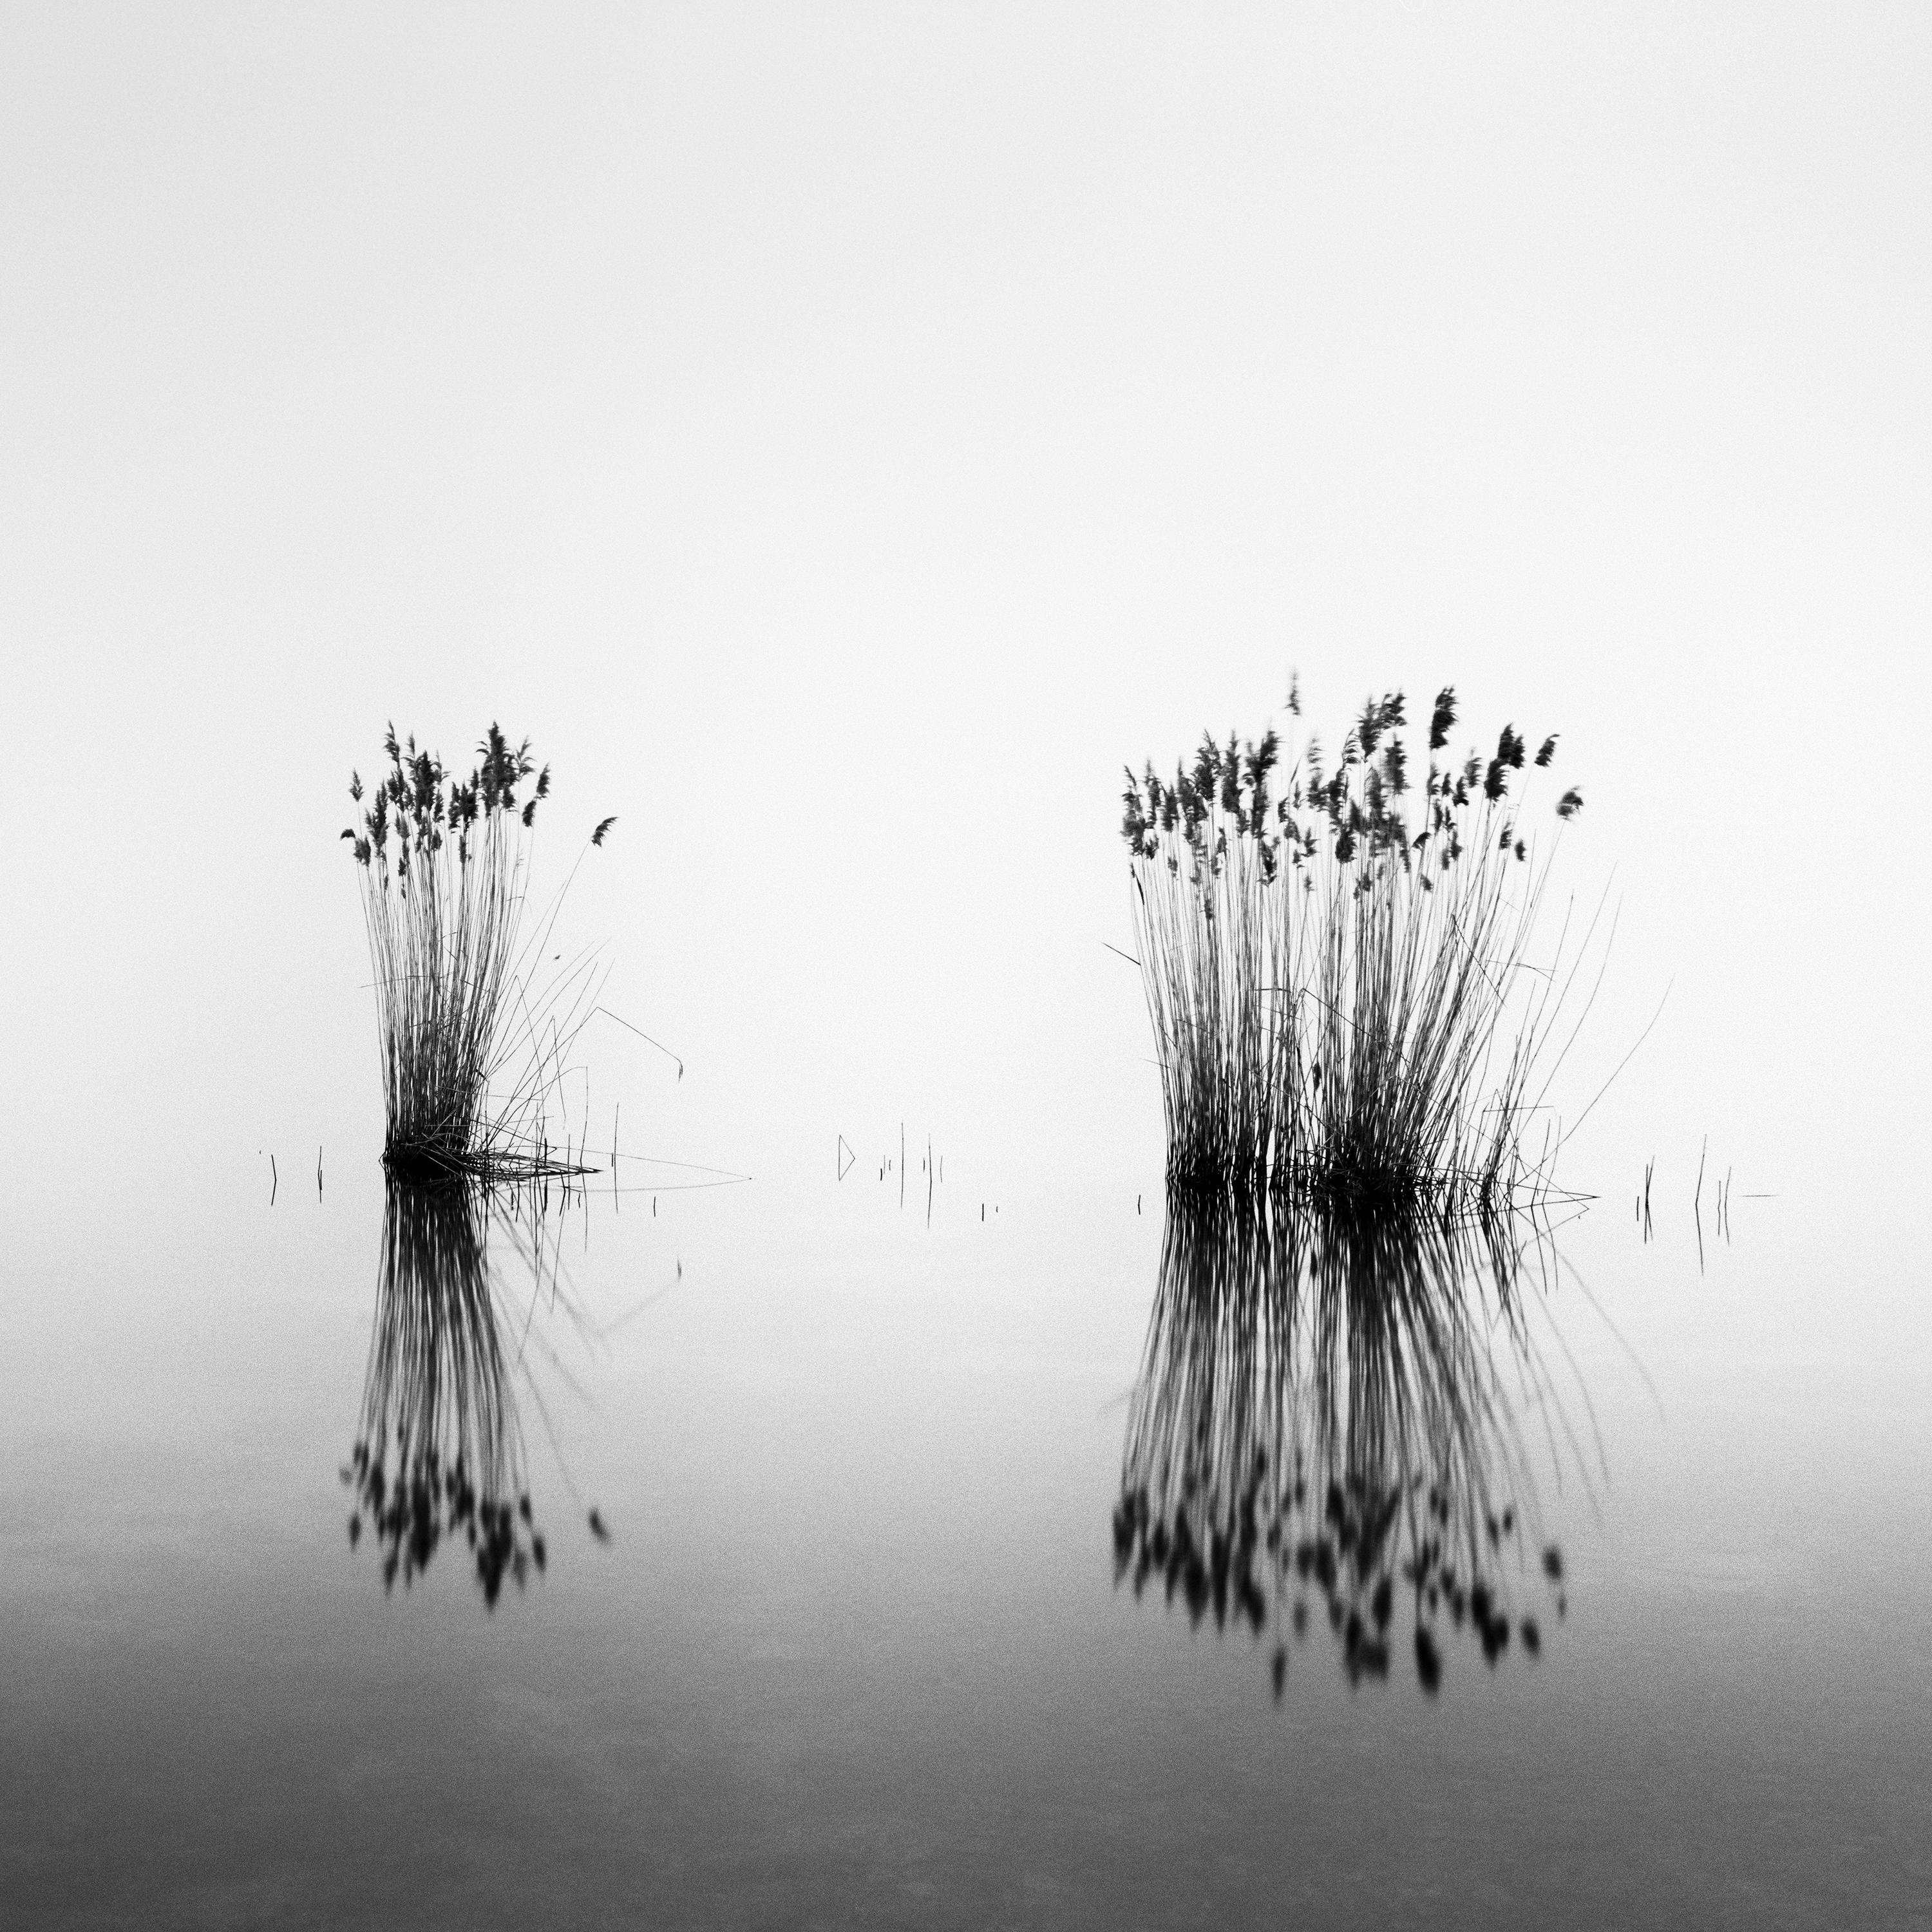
(4, 5, 1927, 1227)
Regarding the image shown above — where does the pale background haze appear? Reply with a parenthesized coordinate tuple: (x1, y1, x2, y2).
(6, 5, 1928, 1223)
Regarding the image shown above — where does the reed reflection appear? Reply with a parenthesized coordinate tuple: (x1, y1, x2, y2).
(1115, 1195, 1583, 1695)
(342, 1180, 576, 1607)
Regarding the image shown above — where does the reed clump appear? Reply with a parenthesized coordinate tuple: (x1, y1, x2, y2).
(1121, 681, 1593, 1208)
(344, 724, 605, 1184)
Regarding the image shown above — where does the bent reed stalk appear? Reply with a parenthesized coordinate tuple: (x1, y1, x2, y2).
(344, 723, 606, 1184)
(1122, 682, 1592, 1209)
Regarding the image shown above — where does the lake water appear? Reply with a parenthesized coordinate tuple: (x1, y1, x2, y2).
(5, 1101, 1927, 1927)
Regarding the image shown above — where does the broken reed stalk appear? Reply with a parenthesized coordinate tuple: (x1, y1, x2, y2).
(343, 724, 609, 1184)
(1121, 681, 1593, 1210)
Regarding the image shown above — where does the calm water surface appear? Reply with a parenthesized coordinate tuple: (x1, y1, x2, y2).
(4, 1137, 1927, 1929)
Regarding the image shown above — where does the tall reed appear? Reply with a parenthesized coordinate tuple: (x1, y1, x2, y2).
(1114, 1191, 1580, 1690)
(1122, 684, 1594, 1207)
(344, 724, 605, 1182)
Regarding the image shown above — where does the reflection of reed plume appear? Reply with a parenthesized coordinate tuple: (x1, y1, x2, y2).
(343, 1181, 556, 1606)
(1115, 1194, 1578, 1693)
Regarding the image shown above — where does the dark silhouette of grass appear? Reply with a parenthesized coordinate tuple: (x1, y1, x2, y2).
(342, 1178, 595, 1607)
(343, 724, 611, 1182)
(1113, 1189, 1584, 1694)
(1121, 684, 1603, 1208)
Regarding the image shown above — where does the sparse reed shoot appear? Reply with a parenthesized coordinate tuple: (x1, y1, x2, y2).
(1121, 682, 1595, 1208)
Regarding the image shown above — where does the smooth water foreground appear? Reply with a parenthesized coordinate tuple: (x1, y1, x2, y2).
(4, 1142, 1927, 1929)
